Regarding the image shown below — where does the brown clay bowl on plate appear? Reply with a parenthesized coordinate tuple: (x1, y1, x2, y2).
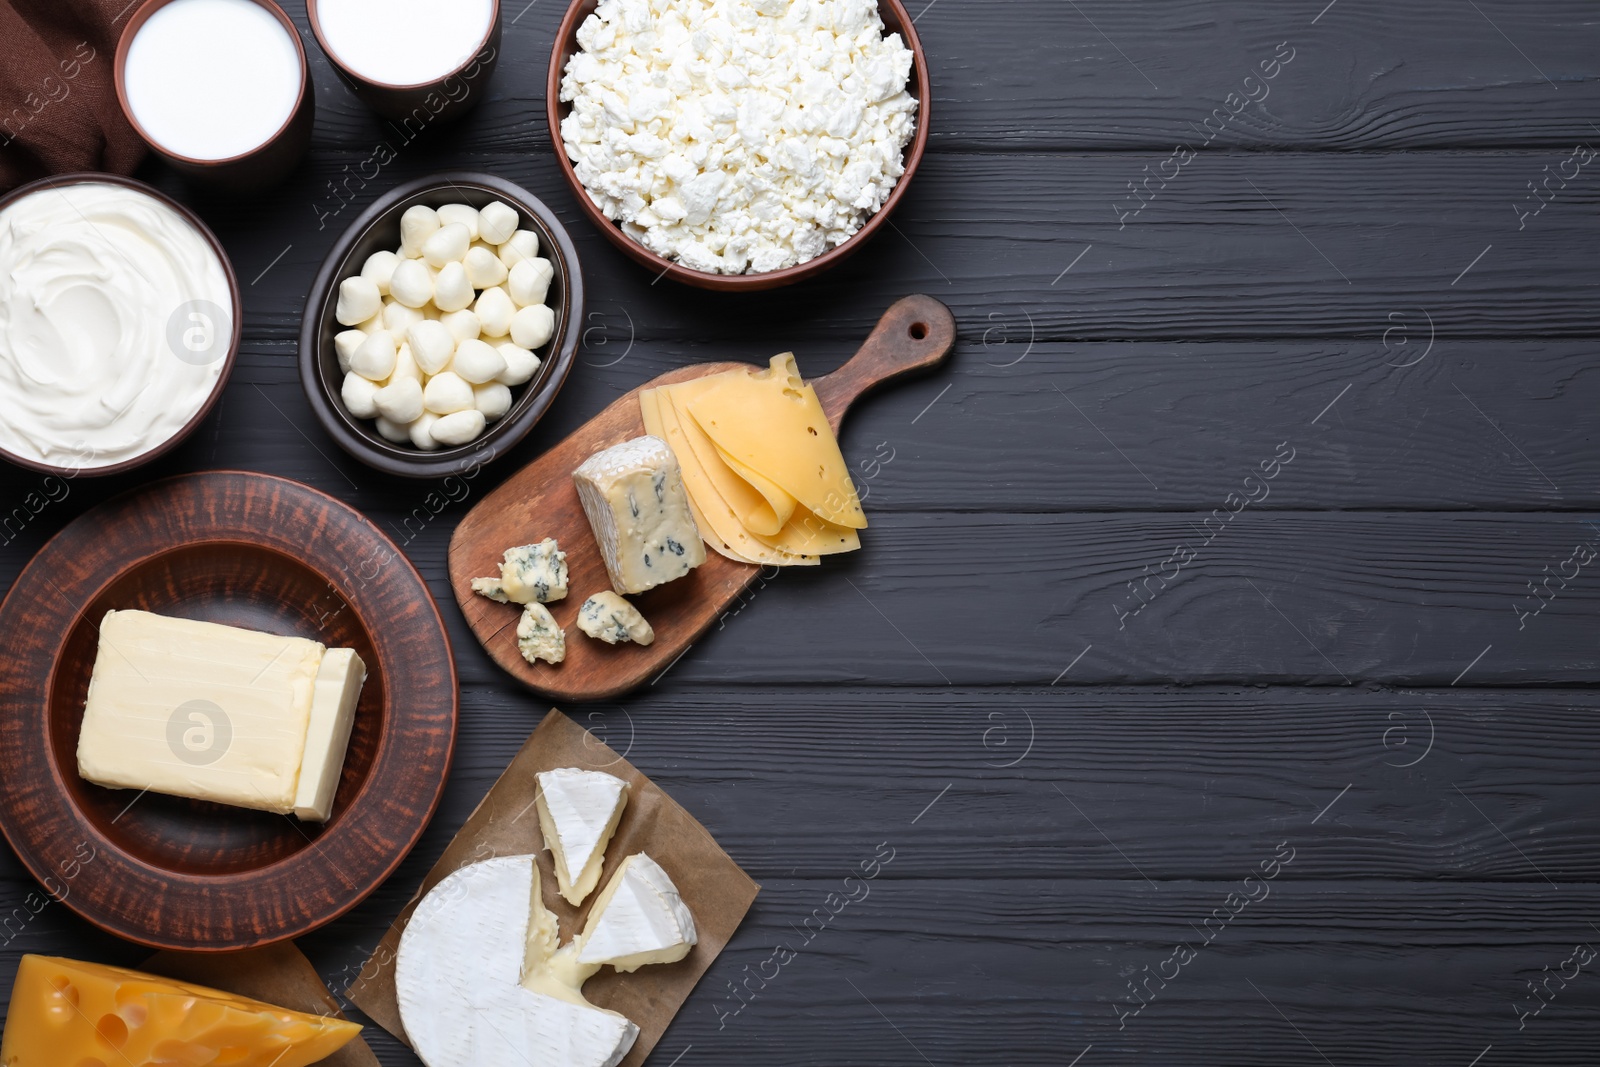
(306, 0, 501, 123)
(114, 0, 315, 191)
(0, 173, 240, 478)
(0, 471, 457, 951)
(300, 172, 585, 478)
(545, 0, 931, 291)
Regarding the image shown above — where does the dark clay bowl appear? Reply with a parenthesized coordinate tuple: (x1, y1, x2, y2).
(306, 0, 500, 124)
(546, 0, 931, 291)
(115, 0, 314, 192)
(0, 173, 240, 477)
(299, 173, 585, 479)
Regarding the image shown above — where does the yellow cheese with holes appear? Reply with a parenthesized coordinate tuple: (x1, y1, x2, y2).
(0, 955, 362, 1067)
(682, 353, 867, 530)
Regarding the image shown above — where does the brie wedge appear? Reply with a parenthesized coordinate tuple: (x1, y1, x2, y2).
(396, 856, 638, 1067)
(577, 853, 698, 972)
(536, 767, 630, 906)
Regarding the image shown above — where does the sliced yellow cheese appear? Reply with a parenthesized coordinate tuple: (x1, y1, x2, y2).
(652, 373, 798, 536)
(0, 954, 362, 1067)
(682, 353, 867, 530)
(649, 389, 819, 567)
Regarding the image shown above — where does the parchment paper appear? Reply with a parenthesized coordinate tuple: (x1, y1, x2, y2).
(144, 942, 379, 1067)
(347, 709, 760, 1066)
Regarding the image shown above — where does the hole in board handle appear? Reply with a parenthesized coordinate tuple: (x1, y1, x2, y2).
(908, 322, 928, 340)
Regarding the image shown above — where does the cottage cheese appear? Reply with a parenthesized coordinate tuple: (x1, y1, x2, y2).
(559, 0, 916, 274)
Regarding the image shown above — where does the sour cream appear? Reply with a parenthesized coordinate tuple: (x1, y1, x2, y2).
(316, 0, 495, 86)
(0, 182, 233, 469)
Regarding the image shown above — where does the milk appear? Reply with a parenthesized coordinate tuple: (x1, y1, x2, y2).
(316, 0, 495, 87)
(124, 0, 302, 161)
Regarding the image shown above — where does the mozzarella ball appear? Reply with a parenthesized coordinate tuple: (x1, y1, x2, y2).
(440, 308, 481, 342)
(374, 378, 425, 424)
(389, 259, 434, 308)
(510, 304, 555, 350)
(350, 330, 398, 381)
(474, 381, 513, 421)
(334, 329, 366, 373)
(361, 250, 400, 295)
(335, 276, 382, 326)
(399, 205, 440, 256)
(498, 229, 539, 268)
(374, 415, 411, 443)
(383, 300, 425, 335)
(423, 371, 475, 414)
(463, 245, 508, 289)
(436, 203, 480, 240)
(409, 411, 442, 451)
(408, 320, 456, 376)
(357, 311, 384, 336)
(422, 222, 472, 268)
(341, 371, 380, 418)
(496, 342, 541, 386)
(508, 257, 554, 307)
(477, 201, 519, 245)
(432, 262, 475, 312)
(391, 343, 422, 385)
(475, 286, 516, 338)
(452, 338, 507, 384)
(431, 408, 487, 446)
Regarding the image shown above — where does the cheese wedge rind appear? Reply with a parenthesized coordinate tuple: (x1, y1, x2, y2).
(537, 768, 630, 905)
(577, 853, 698, 972)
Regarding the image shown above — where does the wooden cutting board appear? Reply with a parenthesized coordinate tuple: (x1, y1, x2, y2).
(448, 294, 956, 700)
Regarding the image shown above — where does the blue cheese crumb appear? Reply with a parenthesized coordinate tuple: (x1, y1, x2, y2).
(499, 539, 569, 604)
(576, 591, 654, 646)
(470, 576, 511, 603)
(517, 602, 566, 664)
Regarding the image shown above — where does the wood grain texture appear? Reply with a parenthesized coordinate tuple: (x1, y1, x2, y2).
(0, 473, 457, 950)
(448, 297, 955, 700)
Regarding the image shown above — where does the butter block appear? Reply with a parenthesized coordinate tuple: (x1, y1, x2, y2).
(292, 646, 367, 822)
(77, 610, 325, 815)
(0, 954, 362, 1067)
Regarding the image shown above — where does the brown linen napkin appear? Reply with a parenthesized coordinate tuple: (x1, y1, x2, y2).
(0, 0, 146, 192)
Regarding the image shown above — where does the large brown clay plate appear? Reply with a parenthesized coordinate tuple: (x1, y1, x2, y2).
(0, 472, 457, 950)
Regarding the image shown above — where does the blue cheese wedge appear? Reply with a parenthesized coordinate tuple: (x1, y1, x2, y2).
(517, 602, 566, 665)
(576, 592, 654, 646)
(572, 436, 706, 595)
(500, 539, 568, 604)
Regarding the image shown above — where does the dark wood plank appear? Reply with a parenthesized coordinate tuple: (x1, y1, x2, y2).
(299, 1, 1600, 153)
(180, 150, 1600, 352)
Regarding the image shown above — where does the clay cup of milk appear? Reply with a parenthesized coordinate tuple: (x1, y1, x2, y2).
(308, 0, 501, 124)
(115, 0, 313, 191)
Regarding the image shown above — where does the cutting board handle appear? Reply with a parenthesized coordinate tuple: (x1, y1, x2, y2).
(815, 295, 956, 430)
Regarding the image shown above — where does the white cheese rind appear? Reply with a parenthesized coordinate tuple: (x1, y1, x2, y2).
(577, 853, 698, 972)
(573, 436, 707, 595)
(76, 610, 325, 815)
(292, 647, 367, 822)
(576, 591, 655, 645)
(536, 768, 630, 905)
(397, 856, 639, 1067)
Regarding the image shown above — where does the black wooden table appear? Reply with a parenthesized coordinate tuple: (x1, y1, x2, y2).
(3, 1, 1599, 1064)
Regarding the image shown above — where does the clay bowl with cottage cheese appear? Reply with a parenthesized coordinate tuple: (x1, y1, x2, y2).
(546, 0, 930, 291)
